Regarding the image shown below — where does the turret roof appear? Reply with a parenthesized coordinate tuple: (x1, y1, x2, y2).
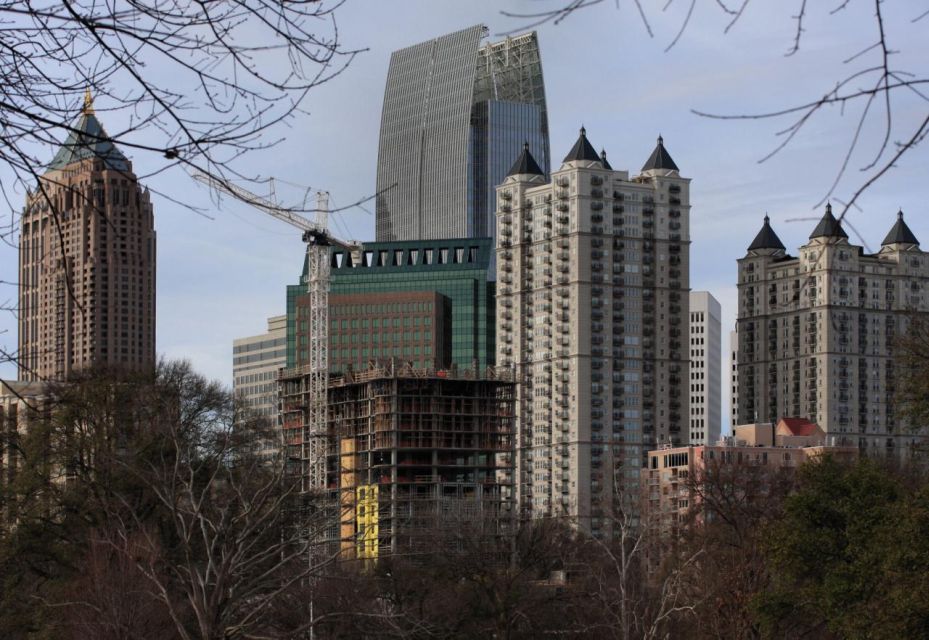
(562, 126, 600, 163)
(748, 214, 786, 251)
(641, 135, 679, 172)
(809, 203, 848, 240)
(506, 142, 544, 177)
(881, 209, 919, 246)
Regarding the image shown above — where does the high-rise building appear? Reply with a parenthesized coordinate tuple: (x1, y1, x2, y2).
(233, 315, 287, 420)
(375, 25, 549, 246)
(18, 94, 156, 380)
(736, 207, 929, 452)
(688, 291, 721, 445)
(496, 129, 691, 535)
(729, 330, 739, 429)
(286, 238, 496, 373)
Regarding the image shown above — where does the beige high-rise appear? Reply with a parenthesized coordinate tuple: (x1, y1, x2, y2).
(18, 95, 156, 381)
(496, 130, 691, 536)
(736, 207, 929, 452)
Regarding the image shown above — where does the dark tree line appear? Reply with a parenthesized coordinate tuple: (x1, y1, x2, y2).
(2, 361, 929, 638)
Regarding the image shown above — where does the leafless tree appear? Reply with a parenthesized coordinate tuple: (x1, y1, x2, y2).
(1, 361, 339, 639)
(502, 1, 929, 225)
(0, 0, 361, 378)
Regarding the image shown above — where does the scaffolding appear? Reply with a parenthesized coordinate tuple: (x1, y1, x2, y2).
(280, 361, 516, 559)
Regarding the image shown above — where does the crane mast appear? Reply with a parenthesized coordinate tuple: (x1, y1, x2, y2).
(191, 171, 335, 492)
(303, 192, 329, 492)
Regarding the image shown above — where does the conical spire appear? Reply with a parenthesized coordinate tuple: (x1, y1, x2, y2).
(600, 149, 613, 170)
(748, 214, 786, 252)
(83, 88, 94, 115)
(882, 209, 919, 246)
(506, 141, 544, 177)
(809, 202, 848, 240)
(562, 126, 600, 163)
(641, 134, 679, 172)
(48, 97, 130, 173)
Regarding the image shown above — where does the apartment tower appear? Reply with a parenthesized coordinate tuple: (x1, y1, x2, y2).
(376, 25, 549, 245)
(496, 130, 691, 535)
(736, 207, 929, 452)
(688, 291, 721, 445)
(18, 94, 156, 380)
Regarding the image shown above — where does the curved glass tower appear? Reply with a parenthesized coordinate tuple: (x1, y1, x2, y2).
(375, 25, 549, 247)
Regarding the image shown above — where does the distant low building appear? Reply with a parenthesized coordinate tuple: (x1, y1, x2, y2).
(643, 418, 858, 547)
(1, 381, 51, 525)
(232, 315, 287, 421)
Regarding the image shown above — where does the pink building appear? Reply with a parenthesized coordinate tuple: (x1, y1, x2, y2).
(643, 418, 858, 546)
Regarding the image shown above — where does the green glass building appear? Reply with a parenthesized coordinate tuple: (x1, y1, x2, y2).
(286, 238, 495, 372)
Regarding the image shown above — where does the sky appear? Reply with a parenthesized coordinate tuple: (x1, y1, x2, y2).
(2, 1, 928, 435)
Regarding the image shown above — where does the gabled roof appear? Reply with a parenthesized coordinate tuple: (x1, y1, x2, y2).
(641, 134, 679, 172)
(562, 126, 600, 163)
(882, 209, 919, 246)
(809, 203, 848, 240)
(748, 215, 786, 251)
(599, 149, 613, 170)
(506, 142, 544, 177)
(47, 94, 130, 173)
(777, 417, 820, 437)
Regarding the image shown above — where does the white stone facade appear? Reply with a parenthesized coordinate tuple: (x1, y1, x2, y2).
(688, 291, 721, 445)
(496, 131, 691, 536)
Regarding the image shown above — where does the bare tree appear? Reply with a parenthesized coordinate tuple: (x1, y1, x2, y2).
(1, 361, 338, 639)
(502, 1, 929, 224)
(0, 0, 361, 378)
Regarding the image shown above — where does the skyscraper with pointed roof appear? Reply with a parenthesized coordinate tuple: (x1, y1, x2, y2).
(736, 207, 929, 453)
(496, 128, 691, 534)
(375, 25, 549, 246)
(18, 95, 156, 381)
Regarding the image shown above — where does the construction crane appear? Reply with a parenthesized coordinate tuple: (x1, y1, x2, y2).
(191, 170, 347, 492)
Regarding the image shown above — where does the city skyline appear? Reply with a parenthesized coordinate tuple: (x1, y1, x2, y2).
(2, 3, 927, 440)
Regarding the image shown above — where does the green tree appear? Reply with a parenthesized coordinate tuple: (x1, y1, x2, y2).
(758, 457, 929, 639)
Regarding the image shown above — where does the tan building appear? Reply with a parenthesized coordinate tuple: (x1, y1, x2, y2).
(643, 418, 858, 543)
(18, 94, 156, 381)
(736, 207, 929, 453)
(496, 130, 691, 536)
(233, 315, 287, 420)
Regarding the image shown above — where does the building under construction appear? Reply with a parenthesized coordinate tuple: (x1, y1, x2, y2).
(279, 361, 516, 559)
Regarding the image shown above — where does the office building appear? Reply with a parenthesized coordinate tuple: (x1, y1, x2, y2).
(375, 25, 549, 246)
(233, 315, 287, 420)
(287, 238, 495, 373)
(688, 291, 721, 445)
(18, 93, 156, 380)
(496, 129, 691, 535)
(736, 207, 929, 452)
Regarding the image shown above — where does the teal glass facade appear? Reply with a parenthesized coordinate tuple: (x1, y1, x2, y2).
(286, 238, 495, 371)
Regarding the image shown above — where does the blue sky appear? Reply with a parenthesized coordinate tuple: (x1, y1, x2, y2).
(2, 1, 927, 432)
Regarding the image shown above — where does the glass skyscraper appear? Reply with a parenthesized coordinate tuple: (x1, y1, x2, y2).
(375, 25, 549, 247)
(286, 238, 495, 372)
